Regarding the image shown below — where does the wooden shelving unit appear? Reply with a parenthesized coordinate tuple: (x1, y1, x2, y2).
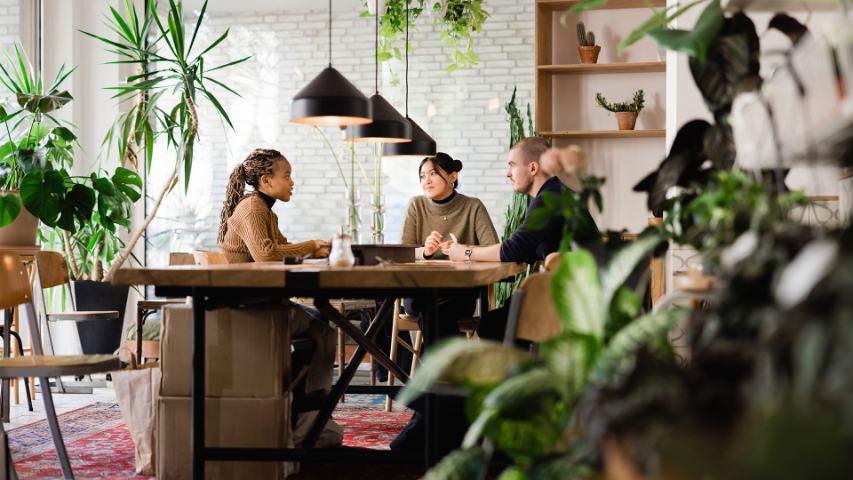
(538, 61, 665, 75)
(541, 129, 666, 139)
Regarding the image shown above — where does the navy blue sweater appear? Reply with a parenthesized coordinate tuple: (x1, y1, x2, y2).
(499, 177, 599, 264)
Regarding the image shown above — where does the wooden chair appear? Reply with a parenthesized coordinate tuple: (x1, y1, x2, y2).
(504, 273, 562, 345)
(34, 252, 120, 393)
(0, 251, 120, 479)
(191, 250, 228, 265)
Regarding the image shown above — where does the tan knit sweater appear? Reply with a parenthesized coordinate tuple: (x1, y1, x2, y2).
(219, 193, 315, 263)
(401, 192, 499, 260)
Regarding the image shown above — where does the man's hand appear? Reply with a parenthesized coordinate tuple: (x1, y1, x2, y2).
(423, 230, 444, 257)
(447, 242, 469, 262)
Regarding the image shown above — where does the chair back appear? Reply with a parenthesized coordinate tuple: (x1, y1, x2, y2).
(191, 250, 228, 265)
(35, 251, 69, 289)
(506, 273, 562, 343)
(0, 252, 33, 310)
(543, 252, 561, 272)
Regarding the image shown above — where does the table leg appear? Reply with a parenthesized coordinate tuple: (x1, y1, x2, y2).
(303, 298, 394, 448)
(191, 289, 206, 480)
(422, 290, 440, 468)
(1, 308, 10, 423)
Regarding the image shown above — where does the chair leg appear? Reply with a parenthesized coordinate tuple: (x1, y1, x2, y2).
(410, 331, 423, 377)
(386, 301, 402, 412)
(337, 327, 345, 402)
(9, 332, 32, 412)
(39, 377, 74, 479)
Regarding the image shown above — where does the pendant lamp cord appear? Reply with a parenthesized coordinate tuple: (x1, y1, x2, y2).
(328, 0, 332, 67)
(405, 0, 409, 118)
(374, 0, 379, 94)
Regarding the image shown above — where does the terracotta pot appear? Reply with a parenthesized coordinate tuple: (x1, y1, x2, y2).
(0, 190, 38, 246)
(578, 45, 601, 64)
(615, 111, 638, 130)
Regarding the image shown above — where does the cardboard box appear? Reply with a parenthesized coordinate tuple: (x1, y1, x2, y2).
(161, 304, 290, 397)
(158, 396, 291, 480)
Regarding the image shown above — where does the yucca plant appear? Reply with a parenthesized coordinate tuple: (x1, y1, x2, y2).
(399, 235, 687, 477)
(81, 0, 249, 282)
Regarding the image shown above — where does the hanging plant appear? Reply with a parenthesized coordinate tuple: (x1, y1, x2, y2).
(362, 0, 489, 72)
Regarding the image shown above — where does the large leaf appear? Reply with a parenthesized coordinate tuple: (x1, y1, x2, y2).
(57, 183, 96, 232)
(20, 169, 64, 226)
(111, 166, 143, 202)
(423, 446, 489, 480)
(0, 193, 21, 227)
(482, 368, 563, 419)
(588, 308, 688, 386)
(688, 12, 760, 115)
(16, 90, 73, 113)
(551, 250, 603, 338)
(633, 120, 712, 211)
(396, 338, 531, 407)
(541, 334, 600, 401)
(600, 234, 664, 321)
(647, 0, 724, 61)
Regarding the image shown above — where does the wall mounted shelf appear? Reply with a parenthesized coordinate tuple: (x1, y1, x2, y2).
(538, 61, 666, 74)
(541, 129, 665, 139)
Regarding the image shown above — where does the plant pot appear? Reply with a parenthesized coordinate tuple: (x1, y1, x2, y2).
(616, 111, 638, 130)
(73, 280, 129, 354)
(578, 45, 601, 64)
(0, 190, 38, 246)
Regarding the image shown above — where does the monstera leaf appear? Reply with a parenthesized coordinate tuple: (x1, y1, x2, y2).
(0, 193, 21, 227)
(16, 90, 73, 113)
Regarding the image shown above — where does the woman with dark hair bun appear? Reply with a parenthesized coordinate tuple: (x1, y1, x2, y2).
(401, 152, 499, 259)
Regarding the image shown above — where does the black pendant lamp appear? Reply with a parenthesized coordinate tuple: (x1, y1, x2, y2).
(383, 0, 436, 158)
(290, 0, 372, 126)
(349, 0, 412, 143)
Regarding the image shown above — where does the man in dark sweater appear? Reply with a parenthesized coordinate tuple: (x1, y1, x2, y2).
(446, 136, 599, 341)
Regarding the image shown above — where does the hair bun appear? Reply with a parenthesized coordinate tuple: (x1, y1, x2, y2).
(453, 159, 463, 172)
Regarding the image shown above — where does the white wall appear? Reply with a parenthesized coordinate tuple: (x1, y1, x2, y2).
(144, 0, 535, 265)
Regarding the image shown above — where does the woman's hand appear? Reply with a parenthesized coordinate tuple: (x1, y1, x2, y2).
(312, 239, 330, 258)
(423, 230, 444, 257)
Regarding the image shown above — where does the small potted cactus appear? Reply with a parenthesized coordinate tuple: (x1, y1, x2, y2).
(595, 90, 646, 130)
(577, 21, 600, 64)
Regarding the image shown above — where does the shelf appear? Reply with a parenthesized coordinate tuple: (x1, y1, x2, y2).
(537, 0, 667, 11)
(539, 61, 666, 74)
(541, 129, 666, 139)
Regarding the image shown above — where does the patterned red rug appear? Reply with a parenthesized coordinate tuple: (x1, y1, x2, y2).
(8, 401, 412, 479)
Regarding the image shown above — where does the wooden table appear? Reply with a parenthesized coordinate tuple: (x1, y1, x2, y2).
(113, 260, 524, 478)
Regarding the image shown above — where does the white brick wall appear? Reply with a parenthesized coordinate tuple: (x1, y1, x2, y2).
(146, 0, 534, 262)
(0, 0, 19, 55)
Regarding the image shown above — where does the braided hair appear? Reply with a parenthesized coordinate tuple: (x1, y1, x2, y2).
(218, 148, 285, 244)
(418, 152, 463, 188)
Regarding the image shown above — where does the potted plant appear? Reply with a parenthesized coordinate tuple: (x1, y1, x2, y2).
(596, 90, 645, 130)
(0, 44, 140, 247)
(577, 21, 600, 64)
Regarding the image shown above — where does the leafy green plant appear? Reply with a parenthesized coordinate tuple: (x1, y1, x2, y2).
(595, 90, 645, 114)
(364, 0, 489, 72)
(0, 44, 141, 240)
(495, 87, 534, 308)
(399, 235, 687, 477)
(82, 0, 248, 282)
(576, 21, 596, 47)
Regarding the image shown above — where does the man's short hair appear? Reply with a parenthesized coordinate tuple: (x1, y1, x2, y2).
(512, 136, 550, 164)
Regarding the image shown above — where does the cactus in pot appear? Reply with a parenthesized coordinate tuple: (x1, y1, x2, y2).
(576, 21, 601, 64)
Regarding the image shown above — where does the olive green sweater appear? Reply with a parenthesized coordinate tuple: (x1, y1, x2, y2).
(219, 193, 315, 263)
(401, 192, 499, 260)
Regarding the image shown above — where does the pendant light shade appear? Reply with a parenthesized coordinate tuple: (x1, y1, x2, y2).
(351, 94, 412, 143)
(383, 117, 436, 157)
(348, 0, 412, 143)
(290, 67, 372, 126)
(289, 0, 371, 126)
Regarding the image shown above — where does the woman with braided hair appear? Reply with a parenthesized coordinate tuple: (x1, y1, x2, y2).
(218, 148, 329, 263)
(217, 148, 342, 447)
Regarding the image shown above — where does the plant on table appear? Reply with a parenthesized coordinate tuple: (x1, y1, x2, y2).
(81, 0, 249, 281)
(595, 89, 645, 130)
(576, 21, 600, 64)
(0, 44, 141, 255)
